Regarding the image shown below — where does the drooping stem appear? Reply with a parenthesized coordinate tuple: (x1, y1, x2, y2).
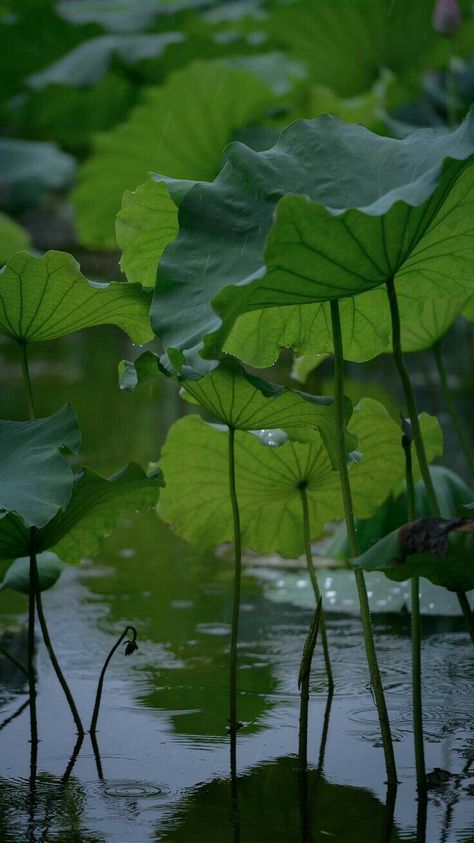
(402, 423, 426, 793)
(432, 341, 474, 480)
(0, 698, 29, 733)
(228, 426, 242, 738)
(386, 278, 440, 517)
(0, 641, 29, 677)
(298, 599, 322, 769)
(19, 343, 36, 420)
(90, 625, 138, 734)
(299, 485, 334, 689)
(456, 590, 474, 645)
(330, 299, 397, 787)
(34, 576, 84, 735)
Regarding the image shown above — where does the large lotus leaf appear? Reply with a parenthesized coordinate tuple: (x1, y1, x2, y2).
(57, 0, 164, 33)
(327, 465, 474, 561)
(400, 296, 465, 352)
(0, 405, 80, 529)
(28, 33, 185, 88)
(119, 354, 352, 466)
(463, 296, 474, 321)
(73, 61, 273, 249)
(0, 463, 163, 562)
(0, 213, 31, 265)
(0, 138, 76, 211)
(116, 179, 178, 287)
(352, 517, 474, 592)
(158, 399, 442, 557)
(0, 251, 153, 344)
(151, 113, 474, 364)
(0, 552, 65, 595)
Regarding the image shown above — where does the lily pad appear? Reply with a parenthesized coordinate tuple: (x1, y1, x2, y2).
(151, 112, 474, 364)
(0, 405, 79, 529)
(0, 250, 153, 345)
(0, 552, 65, 595)
(352, 516, 474, 592)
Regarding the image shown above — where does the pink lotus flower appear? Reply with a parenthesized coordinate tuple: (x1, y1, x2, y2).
(432, 0, 462, 35)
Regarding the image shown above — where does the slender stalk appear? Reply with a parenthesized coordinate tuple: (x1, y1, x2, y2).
(228, 426, 242, 738)
(456, 590, 474, 644)
(0, 698, 29, 733)
(0, 641, 29, 677)
(91, 732, 104, 780)
(432, 341, 474, 479)
(299, 485, 334, 689)
(298, 599, 322, 769)
(386, 278, 440, 517)
(90, 625, 137, 734)
(28, 550, 38, 771)
(402, 424, 426, 792)
(34, 580, 84, 735)
(19, 343, 36, 420)
(330, 299, 397, 787)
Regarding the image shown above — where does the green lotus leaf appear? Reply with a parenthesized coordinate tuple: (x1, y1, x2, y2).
(152, 112, 474, 364)
(119, 354, 352, 466)
(28, 33, 185, 88)
(158, 399, 442, 557)
(352, 517, 474, 592)
(327, 465, 473, 561)
(0, 463, 163, 562)
(0, 250, 153, 344)
(0, 405, 80, 529)
(400, 297, 465, 352)
(74, 61, 273, 249)
(0, 213, 31, 265)
(0, 552, 65, 594)
(0, 138, 76, 211)
(57, 0, 164, 33)
(116, 179, 179, 288)
(463, 296, 474, 321)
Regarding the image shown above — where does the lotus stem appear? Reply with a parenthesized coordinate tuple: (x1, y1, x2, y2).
(19, 342, 36, 420)
(456, 590, 474, 645)
(299, 485, 334, 689)
(28, 550, 38, 767)
(298, 598, 322, 769)
(0, 698, 29, 733)
(385, 278, 440, 517)
(330, 299, 397, 787)
(402, 422, 426, 793)
(34, 568, 84, 736)
(90, 625, 138, 734)
(0, 641, 29, 677)
(432, 340, 474, 480)
(228, 426, 242, 739)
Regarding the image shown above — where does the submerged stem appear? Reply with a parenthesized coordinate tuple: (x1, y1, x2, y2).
(34, 576, 84, 735)
(19, 343, 36, 420)
(90, 626, 138, 734)
(402, 425, 426, 792)
(28, 550, 38, 766)
(432, 341, 474, 480)
(299, 486, 334, 689)
(385, 278, 440, 517)
(330, 299, 397, 787)
(228, 426, 242, 738)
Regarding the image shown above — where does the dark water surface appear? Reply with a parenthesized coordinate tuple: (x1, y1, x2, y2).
(0, 328, 473, 842)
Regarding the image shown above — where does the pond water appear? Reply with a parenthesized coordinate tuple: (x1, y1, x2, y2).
(0, 328, 473, 842)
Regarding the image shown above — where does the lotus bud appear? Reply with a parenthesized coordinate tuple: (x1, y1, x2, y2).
(432, 0, 462, 36)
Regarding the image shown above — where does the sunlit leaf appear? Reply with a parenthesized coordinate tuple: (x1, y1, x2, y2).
(352, 516, 474, 592)
(158, 399, 442, 557)
(74, 61, 273, 249)
(0, 552, 65, 594)
(0, 250, 153, 344)
(152, 112, 474, 364)
(0, 213, 31, 264)
(0, 405, 79, 529)
(0, 463, 163, 561)
(116, 179, 178, 287)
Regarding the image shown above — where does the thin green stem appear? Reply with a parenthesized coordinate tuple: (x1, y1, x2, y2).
(34, 578, 84, 735)
(0, 641, 29, 677)
(299, 486, 334, 690)
(298, 599, 322, 769)
(330, 299, 397, 787)
(90, 626, 137, 734)
(28, 549, 38, 761)
(402, 427, 426, 792)
(456, 590, 474, 645)
(228, 426, 242, 738)
(386, 278, 440, 517)
(432, 341, 474, 480)
(19, 343, 36, 420)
